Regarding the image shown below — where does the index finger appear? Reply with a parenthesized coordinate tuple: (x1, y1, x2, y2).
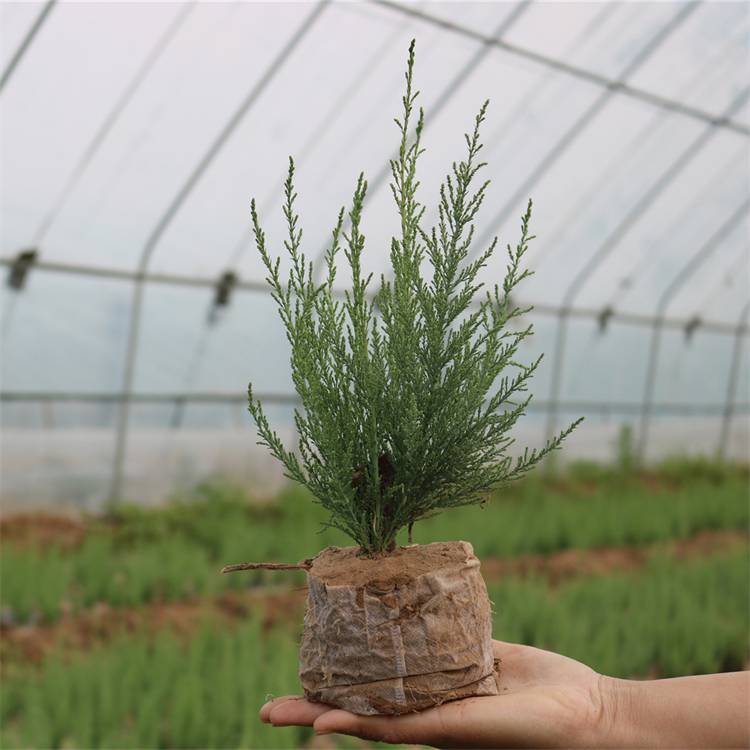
(312, 697, 491, 747)
(260, 695, 334, 727)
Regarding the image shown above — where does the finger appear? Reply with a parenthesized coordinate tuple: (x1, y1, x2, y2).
(313, 692, 563, 749)
(259, 695, 303, 723)
(312, 705, 454, 746)
(263, 697, 331, 728)
(268, 697, 334, 727)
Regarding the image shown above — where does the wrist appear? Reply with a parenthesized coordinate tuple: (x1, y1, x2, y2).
(595, 672, 750, 749)
(589, 675, 645, 749)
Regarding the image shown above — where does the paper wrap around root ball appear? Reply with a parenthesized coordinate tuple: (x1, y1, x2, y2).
(299, 540, 498, 716)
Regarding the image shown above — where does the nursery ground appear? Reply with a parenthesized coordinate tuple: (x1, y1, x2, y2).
(0, 459, 748, 749)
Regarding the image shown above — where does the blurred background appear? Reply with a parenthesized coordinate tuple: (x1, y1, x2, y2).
(1, 1, 748, 748)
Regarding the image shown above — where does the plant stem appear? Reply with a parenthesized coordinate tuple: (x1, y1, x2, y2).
(220, 559, 313, 574)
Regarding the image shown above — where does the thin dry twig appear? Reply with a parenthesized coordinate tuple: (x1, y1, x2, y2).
(220, 559, 313, 574)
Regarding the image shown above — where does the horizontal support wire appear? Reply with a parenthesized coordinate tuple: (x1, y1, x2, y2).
(1, 390, 747, 416)
(1, 255, 745, 336)
(0, 256, 265, 290)
(371, 0, 750, 137)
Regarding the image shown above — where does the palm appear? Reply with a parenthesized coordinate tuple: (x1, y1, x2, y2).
(260, 640, 607, 748)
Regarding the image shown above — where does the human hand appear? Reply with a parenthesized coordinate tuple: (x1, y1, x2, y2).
(260, 640, 612, 748)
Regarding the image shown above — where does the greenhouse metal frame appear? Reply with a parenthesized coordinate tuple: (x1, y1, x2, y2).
(1, 0, 748, 505)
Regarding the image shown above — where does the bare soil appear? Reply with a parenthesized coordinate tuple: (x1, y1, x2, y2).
(0, 588, 307, 665)
(482, 528, 747, 584)
(309, 541, 468, 587)
(1, 529, 746, 666)
(0, 512, 87, 550)
(4, 467, 745, 550)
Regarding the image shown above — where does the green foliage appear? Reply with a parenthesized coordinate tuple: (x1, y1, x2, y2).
(616, 423, 636, 474)
(491, 548, 749, 678)
(1, 462, 747, 623)
(247, 40, 580, 553)
(2, 549, 747, 749)
(419, 467, 749, 557)
(1, 617, 308, 750)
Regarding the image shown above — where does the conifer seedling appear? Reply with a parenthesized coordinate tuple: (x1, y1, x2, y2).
(245, 42, 580, 554)
(225, 40, 582, 716)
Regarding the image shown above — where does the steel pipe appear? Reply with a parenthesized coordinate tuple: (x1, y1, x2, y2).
(544, 88, 750, 444)
(717, 302, 750, 461)
(637, 199, 749, 460)
(2, 389, 746, 417)
(310, 2, 531, 278)
(471, 2, 699, 256)
(0, 254, 744, 336)
(371, 0, 750, 136)
(109, 2, 330, 505)
(32, 3, 195, 247)
(0, 0, 56, 93)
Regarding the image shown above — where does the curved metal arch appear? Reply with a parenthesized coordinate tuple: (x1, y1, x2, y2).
(470, 1, 699, 257)
(527, 28, 748, 271)
(66, 3, 243, 239)
(481, 2, 620, 152)
(198, 4, 616, 430)
(173, 19, 421, 431)
(0, 0, 56, 93)
(605, 150, 747, 311)
(543, 85, 750, 442)
(32, 3, 195, 248)
(690, 248, 749, 316)
(372, 0, 750, 137)
(636, 198, 749, 460)
(223, 15, 415, 272)
(171, 2, 535, 433)
(376, 1, 621, 286)
(309, 1, 532, 280)
(560, 87, 749, 317)
(109, 1, 330, 504)
(718, 301, 750, 461)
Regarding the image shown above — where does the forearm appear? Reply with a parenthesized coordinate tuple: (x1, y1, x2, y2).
(600, 672, 750, 749)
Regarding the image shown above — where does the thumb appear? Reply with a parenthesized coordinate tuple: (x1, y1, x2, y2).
(313, 706, 452, 746)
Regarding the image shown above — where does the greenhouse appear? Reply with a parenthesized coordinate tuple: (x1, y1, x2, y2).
(1, 2, 748, 748)
(2, 0, 747, 509)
